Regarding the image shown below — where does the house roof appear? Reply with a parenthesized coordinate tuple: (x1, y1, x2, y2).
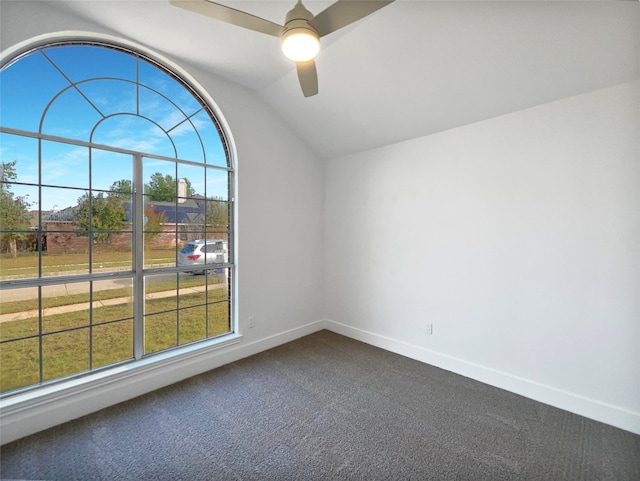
(42, 205, 80, 223)
(42, 198, 208, 225)
(141, 199, 206, 225)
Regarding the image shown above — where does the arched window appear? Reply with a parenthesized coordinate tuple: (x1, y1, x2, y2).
(0, 41, 235, 395)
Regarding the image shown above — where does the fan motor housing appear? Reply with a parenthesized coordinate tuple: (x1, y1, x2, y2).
(281, 3, 320, 62)
(281, 1, 319, 41)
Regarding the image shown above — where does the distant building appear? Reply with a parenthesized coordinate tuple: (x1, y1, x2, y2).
(40, 196, 225, 254)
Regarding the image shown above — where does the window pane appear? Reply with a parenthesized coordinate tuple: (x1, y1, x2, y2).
(41, 235, 83, 274)
(93, 233, 133, 273)
(41, 141, 89, 189)
(0, 133, 39, 185)
(177, 163, 204, 199)
(1, 180, 37, 225)
(91, 150, 133, 193)
(205, 168, 228, 200)
(177, 274, 207, 308)
(92, 320, 134, 368)
(145, 311, 177, 354)
(41, 231, 89, 277)
(139, 87, 185, 134)
(145, 273, 178, 315)
(0, 286, 38, 330)
(43, 45, 137, 83)
(41, 281, 90, 333)
(92, 278, 134, 324)
(173, 122, 206, 163)
(144, 231, 177, 269)
(92, 115, 175, 154)
(143, 167, 179, 261)
(139, 60, 202, 116)
(41, 186, 83, 217)
(78, 79, 136, 117)
(144, 158, 177, 201)
(204, 199, 229, 237)
(205, 241, 227, 266)
(92, 228, 130, 253)
(0, 246, 38, 280)
(0, 173, 38, 276)
(41, 87, 102, 141)
(0, 236, 37, 269)
(42, 328, 90, 382)
(192, 110, 228, 167)
(144, 190, 176, 252)
(208, 300, 231, 337)
(0, 338, 40, 393)
(0, 51, 69, 132)
(179, 223, 205, 244)
(208, 268, 231, 301)
(0, 232, 38, 268)
(178, 305, 207, 345)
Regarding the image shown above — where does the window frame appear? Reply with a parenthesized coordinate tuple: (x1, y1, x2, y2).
(0, 35, 238, 398)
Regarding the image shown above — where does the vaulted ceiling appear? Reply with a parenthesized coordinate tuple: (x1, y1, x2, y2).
(1, 0, 638, 160)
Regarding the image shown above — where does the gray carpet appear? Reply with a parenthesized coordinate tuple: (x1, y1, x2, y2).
(1, 330, 639, 480)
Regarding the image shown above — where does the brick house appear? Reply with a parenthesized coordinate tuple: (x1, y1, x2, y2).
(42, 197, 226, 254)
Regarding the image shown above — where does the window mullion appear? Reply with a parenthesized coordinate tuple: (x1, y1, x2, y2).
(133, 153, 144, 359)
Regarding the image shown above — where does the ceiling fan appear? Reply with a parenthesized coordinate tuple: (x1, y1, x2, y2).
(169, 0, 395, 97)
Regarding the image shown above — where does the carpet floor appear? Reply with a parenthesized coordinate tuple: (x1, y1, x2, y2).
(1, 330, 639, 480)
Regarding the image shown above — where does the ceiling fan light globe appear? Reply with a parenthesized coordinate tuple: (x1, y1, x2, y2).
(281, 28, 320, 62)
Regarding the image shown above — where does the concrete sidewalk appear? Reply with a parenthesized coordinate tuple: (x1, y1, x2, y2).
(0, 284, 225, 323)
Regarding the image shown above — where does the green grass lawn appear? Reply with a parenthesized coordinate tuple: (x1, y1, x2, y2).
(0, 248, 176, 279)
(0, 275, 211, 315)
(0, 286, 230, 393)
(0, 247, 232, 394)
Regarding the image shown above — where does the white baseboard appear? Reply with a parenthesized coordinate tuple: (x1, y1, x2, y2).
(323, 319, 640, 435)
(0, 320, 325, 445)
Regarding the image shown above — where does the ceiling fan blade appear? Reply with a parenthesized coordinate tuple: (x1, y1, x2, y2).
(309, 0, 395, 37)
(170, 0, 282, 37)
(296, 60, 319, 97)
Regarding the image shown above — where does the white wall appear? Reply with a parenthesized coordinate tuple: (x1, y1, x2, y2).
(325, 81, 640, 434)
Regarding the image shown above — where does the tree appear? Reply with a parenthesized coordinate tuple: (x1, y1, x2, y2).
(205, 196, 228, 230)
(74, 192, 127, 242)
(146, 173, 194, 202)
(109, 179, 132, 199)
(0, 161, 32, 258)
(144, 204, 167, 244)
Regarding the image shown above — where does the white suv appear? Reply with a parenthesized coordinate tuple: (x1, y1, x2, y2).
(178, 239, 228, 275)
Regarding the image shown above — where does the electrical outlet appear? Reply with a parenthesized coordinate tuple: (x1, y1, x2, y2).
(248, 316, 255, 328)
(425, 323, 433, 335)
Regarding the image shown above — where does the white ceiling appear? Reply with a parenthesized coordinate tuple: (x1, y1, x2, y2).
(1, 0, 639, 160)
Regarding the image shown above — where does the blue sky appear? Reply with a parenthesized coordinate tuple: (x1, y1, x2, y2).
(1, 44, 228, 210)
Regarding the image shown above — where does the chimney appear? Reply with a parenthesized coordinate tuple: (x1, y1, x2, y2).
(178, 178, 187, 203)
